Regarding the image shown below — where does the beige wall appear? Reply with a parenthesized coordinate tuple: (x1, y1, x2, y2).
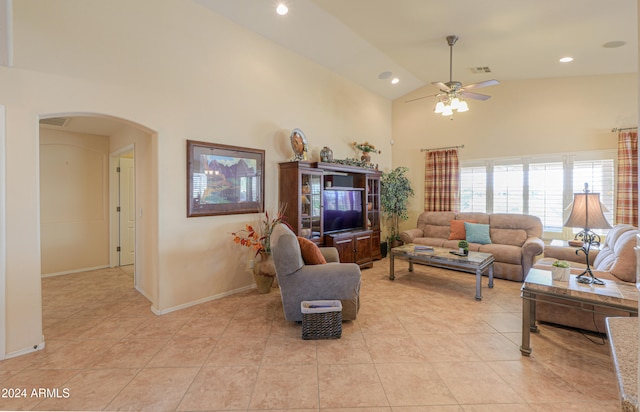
(39, 129, 110, 275)
(392, 74, 638, 232)
(2, 0, 392, 354)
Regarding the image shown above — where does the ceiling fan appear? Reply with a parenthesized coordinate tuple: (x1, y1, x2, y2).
(406, 35, 499, 115)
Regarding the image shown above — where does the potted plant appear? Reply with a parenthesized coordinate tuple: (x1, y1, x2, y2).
(352, 141, 381, 164)
(457, 240, 469, 255)
(381, 166, 414, 249)
(551, 260, 571, 281)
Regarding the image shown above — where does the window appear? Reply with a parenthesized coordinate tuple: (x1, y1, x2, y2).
(459, 152, 615, 237)
(493, 164, 523, 214)
(460, 166, 486, 212)
(529, 162, 564, 232)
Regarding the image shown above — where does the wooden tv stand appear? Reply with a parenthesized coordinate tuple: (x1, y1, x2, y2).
(278, 161, 381, 267)
(324, 230, 373, 269)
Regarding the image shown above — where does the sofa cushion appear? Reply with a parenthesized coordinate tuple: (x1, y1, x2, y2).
(479, 244, 522, 265)
(490, 228, 527, 247)
(448, 219, 477, 240)
(297, 237, 327, 265)
(592, 226, 638, 283)
(465, 222, 492, 244)
(419, 211, 456, 239)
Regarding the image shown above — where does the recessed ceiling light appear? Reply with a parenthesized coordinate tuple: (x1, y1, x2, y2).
(391, 78, 400, 85)
(378, 71, 392, 80)
(559, 57, 574, 63)
(276, 3, 288, 15)
(603, 40, 626, 48)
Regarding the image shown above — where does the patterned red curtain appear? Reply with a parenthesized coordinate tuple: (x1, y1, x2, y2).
(424, 149, 459, 211)
(615, 130, 638, 226)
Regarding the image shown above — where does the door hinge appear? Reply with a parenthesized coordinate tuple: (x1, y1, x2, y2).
(116, 206, 121, 212)
(116, 166, 121, 173)
(116, 246, 121, 252)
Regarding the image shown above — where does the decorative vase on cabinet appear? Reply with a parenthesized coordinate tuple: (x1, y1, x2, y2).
(320, 146, 333, 162)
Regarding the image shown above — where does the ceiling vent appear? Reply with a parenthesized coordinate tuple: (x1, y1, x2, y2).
(40, 117, 70, 127)
(469, 66, 492, 74)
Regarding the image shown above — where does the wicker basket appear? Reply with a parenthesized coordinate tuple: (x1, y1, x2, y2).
(301, 300, 342, 340)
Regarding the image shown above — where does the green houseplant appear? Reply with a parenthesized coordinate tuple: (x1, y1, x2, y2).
(457, 240, 469, 255)
(381, 166, 414, 248)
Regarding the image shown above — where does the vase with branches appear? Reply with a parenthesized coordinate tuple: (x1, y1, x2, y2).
(381, 166, 414, 248)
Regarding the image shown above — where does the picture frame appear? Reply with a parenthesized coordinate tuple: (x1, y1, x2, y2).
(187, 140, 265, 217)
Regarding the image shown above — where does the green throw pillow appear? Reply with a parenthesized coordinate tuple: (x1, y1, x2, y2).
(464, 222, 492, 244)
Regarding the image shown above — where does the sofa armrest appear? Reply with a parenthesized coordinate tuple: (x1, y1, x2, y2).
(400, 228, 424, 244)
(544, 244, 599, 265)
(319, 247, 340, 263)
(521, 237, 545, 274)
(289, 263, 361, 300)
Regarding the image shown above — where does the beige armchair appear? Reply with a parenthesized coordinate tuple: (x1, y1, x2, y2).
(270, 223, 361, 322)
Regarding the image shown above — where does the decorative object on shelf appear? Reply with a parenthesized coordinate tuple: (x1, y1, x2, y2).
(381, 166, 414, 248)
(551, 260, 571, 281)
(290, 128, 308, 161)
(352, 141, 381, 164)
(457, 240, 469, 255)
(187, 140, 264, 217)
(320, 146, 333, 162)
(230, 205, 286, 293)
(563, 183, 612, 285)
(331, 157, 376, 169)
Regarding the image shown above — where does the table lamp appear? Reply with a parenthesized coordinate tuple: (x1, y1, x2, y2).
(563, 183, 612, 285)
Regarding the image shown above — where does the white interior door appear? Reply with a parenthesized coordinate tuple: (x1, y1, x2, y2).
(119, 157, 135, 266)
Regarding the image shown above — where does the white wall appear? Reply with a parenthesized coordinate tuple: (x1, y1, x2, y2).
(1, 0, 392, 354)
(392, 74, 638, 231)
(39, 129, 109, 275)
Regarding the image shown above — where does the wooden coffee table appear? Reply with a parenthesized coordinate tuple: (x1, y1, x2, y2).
(389, 243, 494, 300)
(520, 268, 639, 356)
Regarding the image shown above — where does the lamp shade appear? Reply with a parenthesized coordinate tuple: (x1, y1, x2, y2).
(564, 192, 612, 230)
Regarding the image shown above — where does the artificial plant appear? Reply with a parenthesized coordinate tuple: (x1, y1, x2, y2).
(380, 166, 414, 245)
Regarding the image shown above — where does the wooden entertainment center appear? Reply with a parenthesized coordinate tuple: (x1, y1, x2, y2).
(278, 161, 382, 268)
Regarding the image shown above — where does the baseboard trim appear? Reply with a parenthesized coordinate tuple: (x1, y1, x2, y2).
(5, 338, 45, 360)
(150, 284, 256, 316)
(42, 265, 109, 278)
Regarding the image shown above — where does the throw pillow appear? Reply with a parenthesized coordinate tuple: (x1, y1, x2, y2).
(297, 237, 327, 265)
(448, 219, 478, 240)
(464, 222, 492, 244)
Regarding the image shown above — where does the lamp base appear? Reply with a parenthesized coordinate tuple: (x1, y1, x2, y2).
(573, 231, 604, 285)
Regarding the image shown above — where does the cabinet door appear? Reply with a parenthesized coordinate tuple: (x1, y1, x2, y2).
(331, 236, 355, 263)
(300, 171, 323, 241)
(354, 232, 372, 267)
(366, 175, 380, 231)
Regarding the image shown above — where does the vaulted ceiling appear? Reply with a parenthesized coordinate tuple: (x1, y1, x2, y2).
(197, 0, 637, 100)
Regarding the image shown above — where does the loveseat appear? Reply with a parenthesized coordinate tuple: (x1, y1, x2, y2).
(400, 212, 544, 281)
(533, 224, 639, 332)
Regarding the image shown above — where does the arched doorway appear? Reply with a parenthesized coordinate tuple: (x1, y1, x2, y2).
(38, 113, 157, 316)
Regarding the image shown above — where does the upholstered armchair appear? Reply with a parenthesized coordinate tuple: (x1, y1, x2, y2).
(270, 223, 361, 322)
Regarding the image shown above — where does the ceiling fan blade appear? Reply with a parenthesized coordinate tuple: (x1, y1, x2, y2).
(460, 91, 491, 101)
(463, 79, 499, 90)
(431, 81, 451, 92)
(404, 93, 439, 103)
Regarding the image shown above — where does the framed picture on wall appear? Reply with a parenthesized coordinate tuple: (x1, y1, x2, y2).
(187, 140, 265, 217)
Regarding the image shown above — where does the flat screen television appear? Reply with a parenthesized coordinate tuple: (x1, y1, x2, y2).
(323, 189, 364, 233)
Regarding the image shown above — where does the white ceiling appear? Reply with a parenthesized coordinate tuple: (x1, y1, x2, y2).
(196, 0, 637, 100)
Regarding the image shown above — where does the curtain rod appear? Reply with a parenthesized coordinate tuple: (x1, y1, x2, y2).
(420, 144, 464, 152)
(611, 127, 638, 132)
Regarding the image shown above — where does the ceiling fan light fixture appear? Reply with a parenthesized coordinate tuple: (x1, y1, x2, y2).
(450, 96, 461, 110)
(442, 105, 453, 116)
(434, 101, 445, 113)
(457, 100, 469, 112)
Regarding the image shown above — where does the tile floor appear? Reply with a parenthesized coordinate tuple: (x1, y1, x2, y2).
(0, 259, 622, 411)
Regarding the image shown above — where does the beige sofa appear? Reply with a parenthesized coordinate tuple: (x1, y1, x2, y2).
(533, 224, 638, 332)
(400, 212, 544, 281)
